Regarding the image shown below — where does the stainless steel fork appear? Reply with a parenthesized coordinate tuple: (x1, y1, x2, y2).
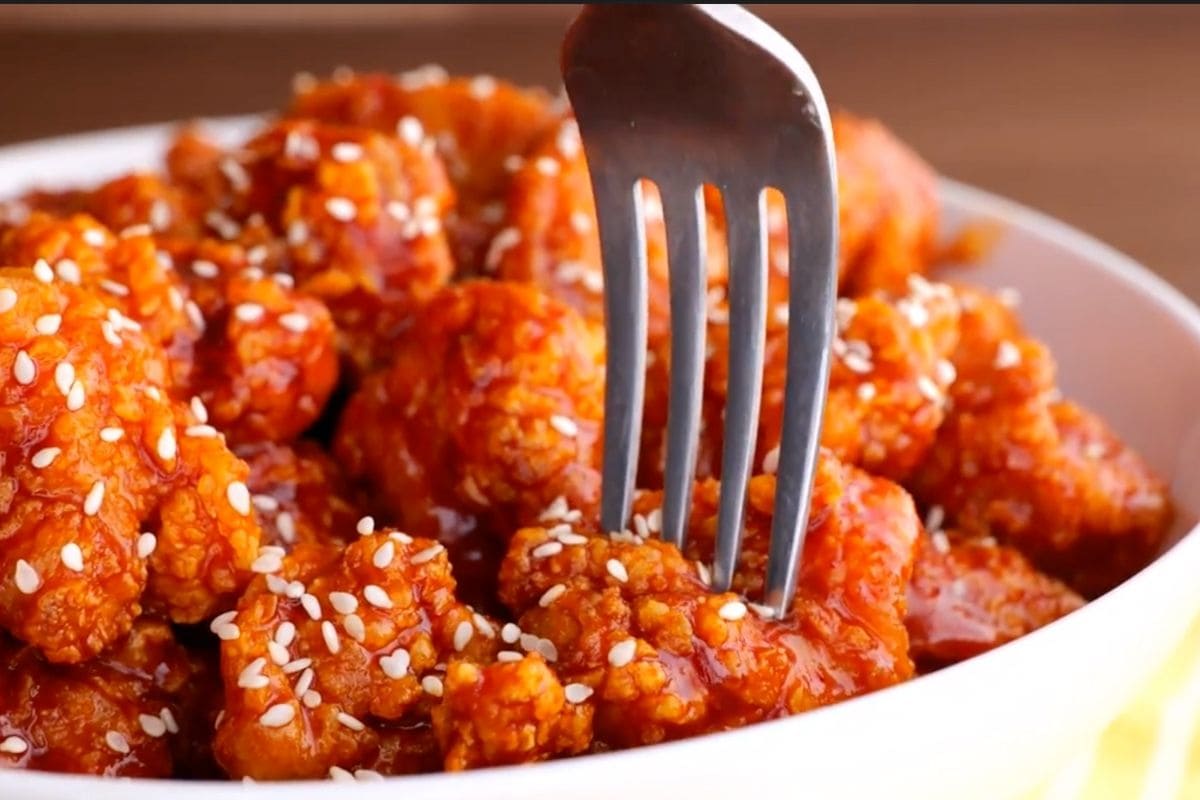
(562, 4, 838, 617)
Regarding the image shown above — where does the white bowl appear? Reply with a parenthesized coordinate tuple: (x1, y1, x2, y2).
(2, 120, 1199, 800)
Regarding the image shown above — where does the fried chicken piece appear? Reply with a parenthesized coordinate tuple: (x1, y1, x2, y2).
(3, 213, 339, 444)
(238, 440, 361, 552)
(433, 654, 593, 770)
(17, 172, 206, 240)
(0, 272, 260, 661)
(641, 275, 961, 487)
(335, 281, 603, 545)
(905, 530, 1083, 669)
(0, 619, 212, 777)
(910, 287, 1172, 596)
(212, 533, 500, 780)
(164, 119, 455, 377)
(287, 69, 560, 272)
(833, 111, 939, 295)
(498, 454, 919, 748)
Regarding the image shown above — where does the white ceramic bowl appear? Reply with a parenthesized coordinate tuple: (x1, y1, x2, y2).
(2, 120, 1199, 800)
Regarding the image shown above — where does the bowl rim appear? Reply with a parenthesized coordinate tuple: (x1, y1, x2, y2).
(1, 120, 1199, 797)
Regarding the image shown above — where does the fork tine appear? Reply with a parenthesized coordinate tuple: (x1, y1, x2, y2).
(660, 183, 708, 550)
(592, 172, 649, 535)
(711, 188, 768, 592)
(763, 176, 839, 617)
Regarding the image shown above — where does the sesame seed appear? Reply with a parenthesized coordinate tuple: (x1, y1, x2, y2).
(390, 531, 413, 544)
(31, 446, 61, 469)
(33, 259, 53, 283)
(285, 580, 305, 599)
(372, 540, 395, 569)
(931, 530, 951, 555)
(497, 650, 523, 663)
(184, 300, 206, 332)
(321, 620, 341, 654)
(279, 312, 310, 333)
(696, 561, 712, 585)
(936, 359, 957, 385)
(555, 530, 589, 546)
(535, 637, 558, 662)
(748, 602, 777, 619)
(136, 713, 166, 738)
(606, 558, 629, 583)
(96, 427, 123, 445)
(259, 703, 295, 728)
(761, 445, 781, 475)
(421, 675, 444, 697)
(472, 612, 495, 638)
(35, 314, 61, 335)
(355, 769, 383, 783)
(632, 514, 650, 539)
(397, 115, 424, 147)
(251, 495, 279, 514)
(549, 414, 579, 437)
(538, 583, 566, 607)
(220, 158, 251, 192)
(534, 156, 560, 176)
(411, 544, 444, 564)
(925, 504, 946, 534)
(215, 623, 241, 641)
(302, 690, 322, 708)
(12, 350, 35, 385)
(501, 623, 521, 644)
(325, 197, 357, 222)
(469, 74, 497, 99)
(209, 610, 237, 632)
(994, 340, 1022, 370)
(329, 592, 358, 614)
(251, 551, 283, 574)
(917, 375, 942, 403)
(156, 427, 177, 462)
(503, 154, 525, 173)
(556, 121, 581, 159)
(532, 540, 563, 559)
(300, 593, 322, 620)
(343, 613, 366, 643)
(14, 559, 39, 594)
(227, 481, 251, 515)
(484, 227, 521, 271)
(192, 260, 219, 279)
(569, 211, 592, 234)
(234, 303, 265, 324)
(54, 260, 81, 285)
(453, 620, 473, 652)
(997, 287, 1022, 308)
(0, 288, 16, 313)
(59, 542, 84, 572)
(718, 600, 748, 621)
(282, 657, 312, 675)
(564, 683, 593, 704)
(265, 575, 288, 595)
(83, 481, 105, 516)
(329, 766, 354, 783)
(363, 584, 392, 609)
(519, 632, 541, 653)
(185, 425, 218, 439)
(130, 533, 156, 562)
(99, 279, 130, 298)
(355, 516, 375, 535)
(0, 736, 28, 754)
(149, 199, 172, 231)
(332, 711, 365, 732)
(267, 641, 290, 666)
(237, 657, 268, 689)
(379, 649, 410, 679)
(607, 638, 637, 668)
(293, 667, 314, 697)
(65, 380, 85, 411)
(331, 142, 364, 163)
(105, 731, 130, 754)
(54, 362, 74, 395)
(269, 511, 294, 544)
(842, 351, 872, 374)
(857, 382, 878, 402)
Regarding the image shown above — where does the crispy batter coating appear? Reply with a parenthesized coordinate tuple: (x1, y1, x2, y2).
(906, 531, 1083, 669)
(498, 455, 919, 747)
(19, 172, 206, 240)
(910, 287, 1172, 596)
(0, 272, 260, 661)
(238, 440, 361, 552)
(0, 619, 211, 777)
(335, 281, 603, 544)
(287, 69, 560, 272)
(433, 655, 592, 770)
(213, 533, 500, 780)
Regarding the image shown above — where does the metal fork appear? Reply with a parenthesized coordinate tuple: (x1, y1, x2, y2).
(562, 4, 838, 617)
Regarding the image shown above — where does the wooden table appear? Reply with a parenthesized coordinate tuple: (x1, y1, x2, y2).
(0, 4, 1196, 300)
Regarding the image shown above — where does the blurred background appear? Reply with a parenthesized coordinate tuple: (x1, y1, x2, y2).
(0, 4, 1196, 300)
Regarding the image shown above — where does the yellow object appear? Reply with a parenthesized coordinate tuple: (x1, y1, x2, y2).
(1029, 616, 1200, 800)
